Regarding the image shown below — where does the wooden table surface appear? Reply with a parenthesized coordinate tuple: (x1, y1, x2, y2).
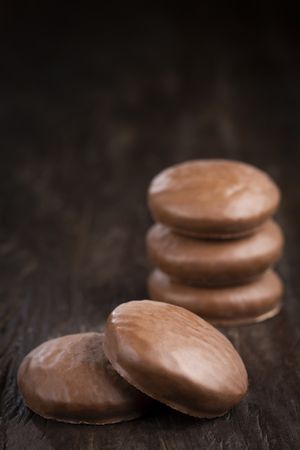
(0, 6, 299, 450)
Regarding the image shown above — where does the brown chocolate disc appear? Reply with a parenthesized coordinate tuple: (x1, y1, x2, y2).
(18, 333, 152, 424)
(103, 300, 248, 418)
(146, 220, 284, 287)
(148, 160, 280, 239)
(148, 269, 283, 325)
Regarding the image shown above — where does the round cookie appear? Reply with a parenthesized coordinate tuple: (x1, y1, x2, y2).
(18, 332, 152, 424)
(148, 160, 280, 239)
(148, 269, 283, 326)
(103, 300, 248, 418)
(146, 220, 284, 287)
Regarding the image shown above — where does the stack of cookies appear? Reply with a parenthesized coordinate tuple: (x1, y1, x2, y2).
(147, 160, 284, 326)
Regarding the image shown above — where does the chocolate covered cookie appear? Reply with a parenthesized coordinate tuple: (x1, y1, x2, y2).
(148, 160, 280, 239)
(18, 333, 152, 424)
(103, 300, 248, 418)
(148, 269, 283, 325)
(146, 221, 283, 286)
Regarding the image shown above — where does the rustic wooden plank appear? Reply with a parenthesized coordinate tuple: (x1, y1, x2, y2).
(0, 6, 300, 450)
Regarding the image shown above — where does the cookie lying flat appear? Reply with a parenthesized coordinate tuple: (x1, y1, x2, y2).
(103, 300, 248, 419)
(148, 269, 283, 326)
(146, 221, 283, 287)
(148, 160, 280, 239)
(18, 333, 152, 424)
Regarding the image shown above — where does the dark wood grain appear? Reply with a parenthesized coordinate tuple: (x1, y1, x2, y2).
(0, 6, 300, 450)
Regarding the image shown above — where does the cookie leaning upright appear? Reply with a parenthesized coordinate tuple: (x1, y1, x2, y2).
(147, 159, 284, 325)
(103, 300, 248, 418)
(148, 160, 280, 239)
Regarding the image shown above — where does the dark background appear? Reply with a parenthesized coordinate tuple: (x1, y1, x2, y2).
(0, 5, 300, 450)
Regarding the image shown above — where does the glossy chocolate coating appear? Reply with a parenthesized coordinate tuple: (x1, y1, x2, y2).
(148, 269, 283, 325)
(148, 160, 280, 239)
(103, 300, 248, 418)
(146, 220, 284, 287)
(18, 333, 152, 424)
